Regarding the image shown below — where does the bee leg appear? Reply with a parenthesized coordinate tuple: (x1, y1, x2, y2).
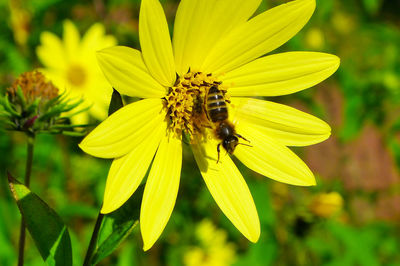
(216, 143, 221, 164)
(193, 123, 201, 132)
(203, 104, 211, 122)
(201, 124, 212, 129)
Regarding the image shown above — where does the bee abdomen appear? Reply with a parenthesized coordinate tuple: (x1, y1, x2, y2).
(208, 107, 228, 122)
(207, 86, 228, 122)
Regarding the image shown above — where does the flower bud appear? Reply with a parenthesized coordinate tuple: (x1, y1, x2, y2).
(1, 70, 86, 135)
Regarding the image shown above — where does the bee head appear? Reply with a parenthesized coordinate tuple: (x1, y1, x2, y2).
(223, 136, 239, 154)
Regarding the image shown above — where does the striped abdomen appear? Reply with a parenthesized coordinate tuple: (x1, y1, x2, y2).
(206, 86, 228, 123)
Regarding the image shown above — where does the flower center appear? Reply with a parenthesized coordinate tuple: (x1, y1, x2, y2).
(165, 71, 226, 138)
(67, 64, 87, 87)
(7, 70, 58, 104)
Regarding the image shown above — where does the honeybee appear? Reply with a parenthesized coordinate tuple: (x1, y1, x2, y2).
(205, 85, 249, 162)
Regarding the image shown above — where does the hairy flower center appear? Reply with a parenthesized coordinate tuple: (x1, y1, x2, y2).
(165, 71, 226, 138)
(67, 64, 87, 87)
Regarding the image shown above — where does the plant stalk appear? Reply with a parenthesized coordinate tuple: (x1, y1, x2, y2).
(18, 133, 35, 266)
(83, 212, 104, 266)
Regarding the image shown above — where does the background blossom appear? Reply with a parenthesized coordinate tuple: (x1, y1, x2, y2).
(36, 20, 117, 124)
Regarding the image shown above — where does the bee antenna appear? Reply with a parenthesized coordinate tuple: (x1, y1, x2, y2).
(235, 133, 250, 143)
(237, 143, 252, 148)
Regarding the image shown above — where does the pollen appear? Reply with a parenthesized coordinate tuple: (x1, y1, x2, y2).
(165, 71, 225, 138)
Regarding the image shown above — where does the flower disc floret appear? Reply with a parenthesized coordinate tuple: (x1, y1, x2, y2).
(165, 71, 225, 138)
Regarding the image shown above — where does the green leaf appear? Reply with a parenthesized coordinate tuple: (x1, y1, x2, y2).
(7, 173, 73, 266)
(91, 185, 143, 265)
(108, 88, 124, 116)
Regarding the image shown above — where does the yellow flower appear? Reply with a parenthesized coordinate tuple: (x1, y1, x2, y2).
(80, 0, 340, 250)
(183, 219, 236, 266)
(9, 1, 31, 47)
(305, 28, 325, 49)
(36, 20, 117, 124)
(310, 192, 344, 218)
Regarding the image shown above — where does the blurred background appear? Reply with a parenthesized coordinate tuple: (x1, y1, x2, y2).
(1, 0, 400, 265)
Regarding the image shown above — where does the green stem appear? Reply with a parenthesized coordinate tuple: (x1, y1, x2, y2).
(83, 212, 104, 266)
(18, 133, 35, 266)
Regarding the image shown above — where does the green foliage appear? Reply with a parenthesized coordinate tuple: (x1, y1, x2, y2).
(91, 186, 143, 265)
(8, 173, 72, 266)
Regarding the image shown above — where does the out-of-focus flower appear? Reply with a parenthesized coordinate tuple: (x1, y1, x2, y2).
(80, 0, 339, 250)
(383, 72, 400, 93)
(9, 0, 31, 47)
(0, 70, 84, 135)
(332, 12, 356, 35)
(305, 28, 325, 49)
(36, 20, 117, 124)
(183, 220, 236, 266)
(309, 192, 343, 218)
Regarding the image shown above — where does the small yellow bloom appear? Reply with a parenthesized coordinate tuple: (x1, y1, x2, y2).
(9, 1, 31, 47)
(80, 0, 340, 250)
(310, 192, 344, 218)
(184, 219, 236, 266)
(36, 20, 117, 124)
(305, 28, 325, 49)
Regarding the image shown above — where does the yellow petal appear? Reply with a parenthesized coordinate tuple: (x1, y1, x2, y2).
(36, 32, 66, 70)
(223, 52, 340, 96)
(231, 97, 331, 146)
(234, 124, 316, 186)
(63, 20, 80, 59)
(101, 121, 166, 213)
(141, 134, 182, 251)
(139, 0, 175, 86)
(81, 23, 117, 53)
(38, 68, 67, 92)
(202, 0, 316, 75)
(79, 98, 165, 158)
(97, 46, 166, 98)
(191, 138, 260, 242)
(173, 0, 261, 75)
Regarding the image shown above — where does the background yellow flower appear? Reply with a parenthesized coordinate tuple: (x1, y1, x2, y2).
(183, 219, 237, 266)
(36, 20, 117, 124)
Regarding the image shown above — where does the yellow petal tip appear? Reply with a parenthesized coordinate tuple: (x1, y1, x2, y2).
(78, 142, 86, 152)
(248, 229, 261, 243)
(78, 139, 93, 155)
(100, 203, 117, 214)
(141, 233, 157, 252)
(333, 55, 341, 71)
(305, 175, 317, 186)
(142, 243, 152, 252)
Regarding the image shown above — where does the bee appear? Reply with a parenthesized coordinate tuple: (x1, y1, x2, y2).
(205, 85, 250, 162)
